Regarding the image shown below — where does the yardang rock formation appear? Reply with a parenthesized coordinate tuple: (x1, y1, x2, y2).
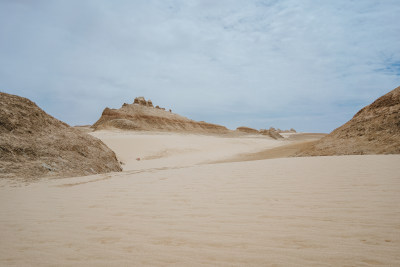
(297, 86, 400, 156)
(92, 97, 231, 134)
(236, 126, 260, 134)
(0, 92, 122, 179)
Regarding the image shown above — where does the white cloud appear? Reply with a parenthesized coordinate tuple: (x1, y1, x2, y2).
(1, 0, 399, 131)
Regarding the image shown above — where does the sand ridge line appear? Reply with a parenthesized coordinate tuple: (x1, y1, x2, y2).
(56, 175, 113, 187)
(208, 140, 317, 164)
(55, 165, 193, 187)
(142, 148, 197, 160)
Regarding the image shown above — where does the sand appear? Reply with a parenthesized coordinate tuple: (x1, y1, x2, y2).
(1, 131, 399, 266)
(89, 130, 290, 170)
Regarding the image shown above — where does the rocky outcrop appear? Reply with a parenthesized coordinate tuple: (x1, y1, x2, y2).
(0, 92, 122, 179)
(134, 97, 154, 107)
(92, 97, 231, 134)
(133, 97, 146, 105)
(297, 86, 400, 156)
(277, 128, 296, 133)
(236, 127, 259, 134)
(259, 128, 284, 139)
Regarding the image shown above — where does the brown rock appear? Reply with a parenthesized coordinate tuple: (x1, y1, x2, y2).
(297, 86, 400, 156)
(0, 92, 122, 180)
(236, 127, 259, 134)
(260, 129, 284, 139)
(133, 97, 147, 105)
(92, 97, 231, 134)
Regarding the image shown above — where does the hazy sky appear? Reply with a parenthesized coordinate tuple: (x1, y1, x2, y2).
(1, 0, 399, 132)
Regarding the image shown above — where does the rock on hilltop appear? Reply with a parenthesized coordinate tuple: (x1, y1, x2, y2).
(297, 86, 400, 156)
(92, 97, 230, 134)
(0, 92, 121, 179)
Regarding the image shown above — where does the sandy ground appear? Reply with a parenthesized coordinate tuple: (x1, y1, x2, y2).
(89, 130, 292, 170)
(1, 131, 399, 266)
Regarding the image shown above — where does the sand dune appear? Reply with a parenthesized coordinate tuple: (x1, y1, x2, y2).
(214, 133, 327, 163)
(0, 154, 399, 266)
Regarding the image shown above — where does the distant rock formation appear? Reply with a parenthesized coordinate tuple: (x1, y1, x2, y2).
(277, 128, 296, 133)
(297, 86, 400, 156)
(0, 92, 122, 179)
(134, 97, 153, 107)
(236, 127, 259, 134)
(92, 97, 231, 134)
(133, 96, 146, 105)
(259, 128, 284, 139)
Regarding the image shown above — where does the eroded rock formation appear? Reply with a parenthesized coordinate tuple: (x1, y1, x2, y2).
(0, 92, 122, 179)
(93, 97, 230, 134)
(259, 128, 284, 139)
(297, 86, 400, 156)
(236, 127, 260, 134)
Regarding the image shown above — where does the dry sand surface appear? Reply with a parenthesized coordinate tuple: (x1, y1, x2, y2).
(1, 131, 399, 266)
(89, 130, 290, 170)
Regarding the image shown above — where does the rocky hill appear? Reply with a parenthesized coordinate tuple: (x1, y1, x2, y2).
(0, 92, 121, 179)
(297, 86, 400, 156)
(92, 97, 231, 134)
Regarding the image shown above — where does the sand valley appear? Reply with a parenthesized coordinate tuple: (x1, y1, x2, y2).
(1, 88, 400, 266)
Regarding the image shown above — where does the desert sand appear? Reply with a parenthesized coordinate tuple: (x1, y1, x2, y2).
(1, 131, 399, 266)
(89, 130, 291, 170)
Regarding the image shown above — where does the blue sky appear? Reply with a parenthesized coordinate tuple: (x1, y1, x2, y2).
(1, 0, 399, 132)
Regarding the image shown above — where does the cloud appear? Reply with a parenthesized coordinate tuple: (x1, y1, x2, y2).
(1, 0, 399, 132)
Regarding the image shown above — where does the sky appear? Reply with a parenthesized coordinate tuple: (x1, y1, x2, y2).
(1, 0, 399, 133)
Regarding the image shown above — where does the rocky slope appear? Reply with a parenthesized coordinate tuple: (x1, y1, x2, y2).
(0, 92, 121, 179)
(297, 86, 400, 156)
(92, 97, 231, 134)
